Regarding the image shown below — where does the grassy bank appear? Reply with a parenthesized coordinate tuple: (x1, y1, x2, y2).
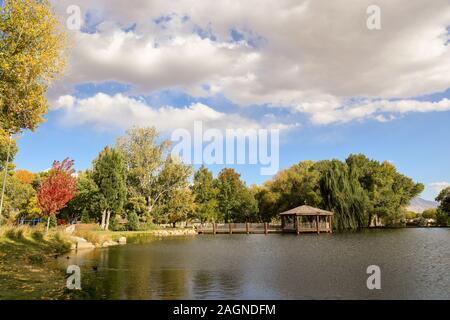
(0, 226, 72, 300)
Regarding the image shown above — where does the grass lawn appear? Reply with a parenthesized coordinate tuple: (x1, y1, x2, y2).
(0, 227, 72, 300)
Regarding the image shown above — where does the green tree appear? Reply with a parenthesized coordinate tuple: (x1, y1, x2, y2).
(346, 154, 423, 226)
(127, 210, 140, 231)
(319, 160, 368, 231)
(422, 208, 437, 220)
(267, 160, 322, 212)
(215, 168, 258, 222)
(92, 147, 127, 230)
(152, 157, 192, 215)
(0, 174, 36, 220)
(60, 170, 102, 223)
(238, 187, 259, 222)
(80, 209, 90, 224)
(252, 185, 278, 222)
(436, 209, 449, 226)
(436, 187, 450, 215)
(123, 196, 147, 229)
(157, 188, 195, 227)
(116, 127, 171, 214)
(192, 165, 219, 223)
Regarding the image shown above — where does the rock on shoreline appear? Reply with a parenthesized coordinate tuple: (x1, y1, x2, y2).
(69, 236, 127, 250)
(151, 228, 197, 237)
(68, 228, 196, 250)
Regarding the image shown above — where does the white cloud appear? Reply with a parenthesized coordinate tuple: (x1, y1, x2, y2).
(49, 0, 450, 125)
(298, 98, 450, 125)
(428, 182, 450, 195)
(54, 93, 294, 132)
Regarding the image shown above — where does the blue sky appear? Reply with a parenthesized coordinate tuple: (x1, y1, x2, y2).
(15, 87, 450, 200)
(12, 0, 450, 201)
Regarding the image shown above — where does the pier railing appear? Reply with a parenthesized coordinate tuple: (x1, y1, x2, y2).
(196, 222, 282, 234)
(196, 221, 331, 234)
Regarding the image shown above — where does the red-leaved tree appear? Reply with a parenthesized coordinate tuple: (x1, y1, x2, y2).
(38, 158, 77, 232)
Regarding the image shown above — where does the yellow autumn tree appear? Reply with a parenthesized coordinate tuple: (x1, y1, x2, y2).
(0, 0, 67, 220)
(15, 169, 35, 185)
(0, 0, 67, 133)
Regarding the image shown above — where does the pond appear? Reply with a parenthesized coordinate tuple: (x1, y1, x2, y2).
(60, 228, 450, 299)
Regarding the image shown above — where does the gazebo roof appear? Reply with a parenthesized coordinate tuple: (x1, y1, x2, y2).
(279, 205, 334, 216)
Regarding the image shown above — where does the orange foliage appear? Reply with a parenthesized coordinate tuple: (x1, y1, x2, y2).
(15, 169, 35, 184)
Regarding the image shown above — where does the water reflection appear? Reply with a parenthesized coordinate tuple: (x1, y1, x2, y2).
(61, 228, 450, 299)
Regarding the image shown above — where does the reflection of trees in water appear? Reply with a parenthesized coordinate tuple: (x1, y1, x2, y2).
(72, 248, 190, 299)
(150, 269, 188, 299)
(192, 270, 243, 299)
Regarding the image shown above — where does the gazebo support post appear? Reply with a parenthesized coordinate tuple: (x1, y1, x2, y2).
(330, 216, 333, 234)
(316, 215, 320, 234)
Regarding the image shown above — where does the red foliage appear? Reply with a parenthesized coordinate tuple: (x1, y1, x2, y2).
(38, 158, 77, 217)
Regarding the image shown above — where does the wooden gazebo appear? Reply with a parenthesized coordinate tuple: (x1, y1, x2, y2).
(279, 205, 334, 235)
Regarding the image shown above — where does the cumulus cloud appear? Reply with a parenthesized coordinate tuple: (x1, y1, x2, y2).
(298, 98, 450, 125)
(53, 93, 294, 132)
(49, 0, 450, 125)
(428, 182, 450, 195)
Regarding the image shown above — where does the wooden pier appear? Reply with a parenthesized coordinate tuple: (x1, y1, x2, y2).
(196, 222, 332, 235)
(197, 223, 281, 235)
(196, 205, 334, 235)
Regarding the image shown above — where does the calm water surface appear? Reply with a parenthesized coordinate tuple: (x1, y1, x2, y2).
(61, 228, 450, 299)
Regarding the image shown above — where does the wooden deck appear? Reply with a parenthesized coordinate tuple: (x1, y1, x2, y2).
(196, 222, 332, 235)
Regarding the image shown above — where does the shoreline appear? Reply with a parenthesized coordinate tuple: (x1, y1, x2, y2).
(68, 227, 198, 250)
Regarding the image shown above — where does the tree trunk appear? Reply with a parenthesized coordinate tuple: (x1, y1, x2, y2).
(147, 196, 153, 211)
(105, 210, 111, 231)
(0, 134, 12, 219)
(46, 216, 51, 233)
(101, 209, 106, 230)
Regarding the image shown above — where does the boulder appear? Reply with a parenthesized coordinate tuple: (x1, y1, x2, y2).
(75, 241, 95, 250)
(102, 240, 119, 248)
(69, 236, 95, 250)
(118, 236, 127, 245)
(64, 225, 76, 235)
(69, 236, 88, 243)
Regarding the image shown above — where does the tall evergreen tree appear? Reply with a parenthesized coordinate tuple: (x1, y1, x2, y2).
(92, 147, 127, 230)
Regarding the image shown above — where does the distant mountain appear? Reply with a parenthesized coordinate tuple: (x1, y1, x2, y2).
(407, 197, 438, 213)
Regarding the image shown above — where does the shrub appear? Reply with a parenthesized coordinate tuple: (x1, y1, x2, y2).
(50, 232, 72, 254)
(49, 215, 58, 228)
(31, 228, 45, 241)
(80, 209, 90, 224)
(28, 254, 45, 265)
(127, 211, 140, 231)
(5, 227, 25, 240)
(108, 215, 124, 231)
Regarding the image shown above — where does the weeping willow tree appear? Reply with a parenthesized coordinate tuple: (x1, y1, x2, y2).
(319, 160, 368, 231)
